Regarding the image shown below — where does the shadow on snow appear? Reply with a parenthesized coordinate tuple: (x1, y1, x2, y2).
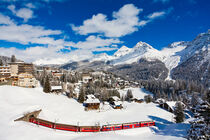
(148, 115, 190, 138)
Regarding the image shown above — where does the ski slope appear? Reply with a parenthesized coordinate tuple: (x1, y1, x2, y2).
(0, 86, 189, 140)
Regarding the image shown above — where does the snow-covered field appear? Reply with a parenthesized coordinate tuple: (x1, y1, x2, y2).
(0, 86, 189, 140)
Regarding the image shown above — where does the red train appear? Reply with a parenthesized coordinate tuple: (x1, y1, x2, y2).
(29, 117, 155, 132)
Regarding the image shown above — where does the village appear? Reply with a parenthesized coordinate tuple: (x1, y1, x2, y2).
(0, 56, 209, 115)
(0, 56, 209, 139)
(0, 56, 141, 111)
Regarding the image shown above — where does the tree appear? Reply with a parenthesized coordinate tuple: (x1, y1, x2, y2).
(174, 102, 185, 123)
(78, 86, 85, 103)
(125, 89, 133, 101)
(43, 76, 51, 93)
(0, 59, 3, 66)
(11, 55, 16, 62)
(144, 95, 153, 103)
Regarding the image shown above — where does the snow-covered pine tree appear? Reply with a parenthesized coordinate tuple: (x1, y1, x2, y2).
(174, 102, 185, 123)
(43, 76, 51, 93)
(11, 55, 16, 62)
(78, 86, 85, 103)
(125, 89, 133, 101)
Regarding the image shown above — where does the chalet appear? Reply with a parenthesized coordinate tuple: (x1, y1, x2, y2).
(51, 86, 63, 93)
(83, 94, 100, 110)
(18, 73, 38, 88)
(52, 71, 63, 78)
(109, 96, 123, 109)
(155, 98, 166, 104)
(82, 74, 92, 83)
(159, 101, 176, 113)
(133, 98, 144, 103)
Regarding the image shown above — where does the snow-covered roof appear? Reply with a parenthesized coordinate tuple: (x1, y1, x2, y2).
(156, 98, 166, 104)
(166, 101, 176, 111)
(51, 86, 62, 90)
(112, 96, 120, 101)
(113, 101, 122, 106)
(84, 94, 100, 104)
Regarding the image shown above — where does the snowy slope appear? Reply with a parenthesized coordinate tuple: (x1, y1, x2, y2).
(112, 42, 163, 65)
(0, 85, 189, 140)
(114, 46, 132, 58)
(160, 42, 187, 79)
(89, 53, 114, 62)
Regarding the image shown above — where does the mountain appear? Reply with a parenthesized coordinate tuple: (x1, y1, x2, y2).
(171, 30, 210, 87)
(61, 30, 209, 86)
(0, 55, 23, 65)
(113, 45, 132, 58)
(109, 58, 168, 81)
(0, 56, 11, 65)
(112, 42, 163, 65)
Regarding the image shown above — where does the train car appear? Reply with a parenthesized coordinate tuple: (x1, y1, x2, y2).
(79, 126, 101, 132)
(122, 123, 133, 129)
(148, 121, 155, 126)
(55, 123, 78, 132)
(29, 117, 53, 128)
(140, 121, 155, 127)
(101, 124, 123, 131)
(133, 122, 141, 128)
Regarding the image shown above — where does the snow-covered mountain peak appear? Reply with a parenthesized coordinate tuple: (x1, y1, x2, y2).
(166, 41, 185, 48)
(114, 45, 131, 57)
(133, 41, 153, 50)
(90, 53, 113, 62)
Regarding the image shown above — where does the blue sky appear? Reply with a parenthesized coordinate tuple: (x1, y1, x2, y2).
(0, 0, 209, 64)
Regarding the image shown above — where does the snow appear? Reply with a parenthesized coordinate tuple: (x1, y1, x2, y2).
(166, 101, 177, 111)
(114, 46, 132, 58)
(51, 86, 62, 90)
(119, 88, 153, 99)
(111, 96, 120, 101)
(0, 85, 189, 140)
(84, 94, 100, 104)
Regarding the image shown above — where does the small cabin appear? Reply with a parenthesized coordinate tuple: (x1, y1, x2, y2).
(109, 96, 123, 109)
(159, 101, 176, 113)
(133, 98, 144, 103)
(82, 74, 92, 83)
(83, 94, 100, 110)
(51, 86, 62, 93)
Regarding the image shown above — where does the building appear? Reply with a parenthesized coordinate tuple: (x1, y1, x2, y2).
(18, 63, 34, 74)
(51, 86, 63, 93)
(9, 62, 34, 76)
(83, 94, 100, 110)
(159, 101, 176, 113)
(18, 73, 38, 88)
(109, 96, 123, 109)
(0, 65, 11, 82)
(82, 74, 92, 83)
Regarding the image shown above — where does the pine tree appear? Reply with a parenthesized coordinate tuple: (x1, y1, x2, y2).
(144, 95, 153, 103)
(11, 55, 16, 62)
(0, 59, 3, 66)
(174, 102, 185, 123)
(43, 76, 51, 93)
(78, 86, 85, 103)
(125, 89, 133, 101)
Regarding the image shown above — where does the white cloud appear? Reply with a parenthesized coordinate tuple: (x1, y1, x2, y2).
(0, 22, 62, 45)
(8, 5, 34, 22)
(68, 35, 121, 51)
(147, 11, 166, 19)
(25, 3, 36, 9)
(0, 13, 14, 25)
(71, 4, 143, 38)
